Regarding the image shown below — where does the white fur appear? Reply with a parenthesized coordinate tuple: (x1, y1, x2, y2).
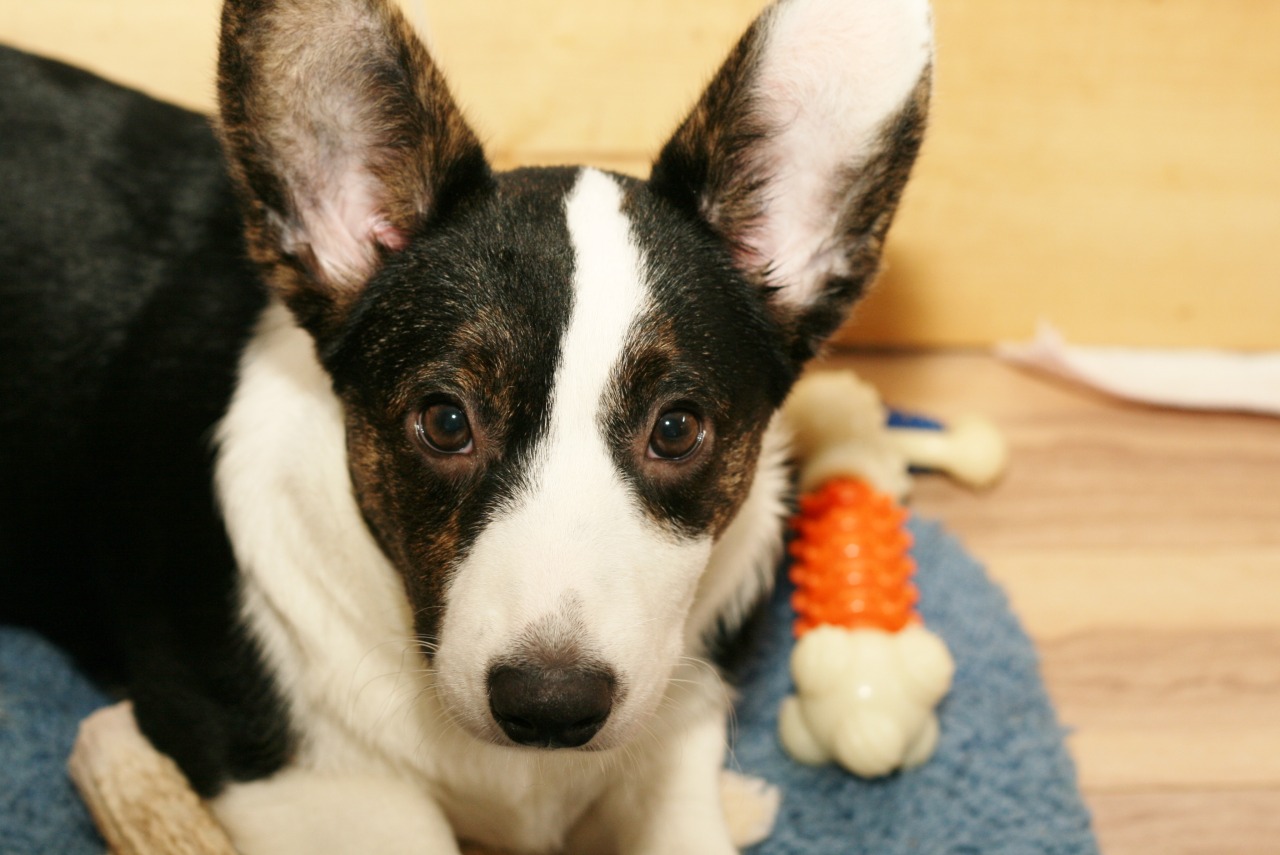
(747, 0, 933, 307)
(436, 168, 720, 750)
(213, 769, 457, 855)
(209, 174, 787, 852)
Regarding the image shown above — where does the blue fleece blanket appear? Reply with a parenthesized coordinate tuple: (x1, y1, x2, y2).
(0, 518, 1098, 854)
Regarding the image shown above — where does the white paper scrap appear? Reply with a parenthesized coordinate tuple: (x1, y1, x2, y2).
(996, 323, 1280, 417)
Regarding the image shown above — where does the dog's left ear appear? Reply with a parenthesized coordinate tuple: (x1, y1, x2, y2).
(651, 0, 933, 364)
(217, 0, 489, 338)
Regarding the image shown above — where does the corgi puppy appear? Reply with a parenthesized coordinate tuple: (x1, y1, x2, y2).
(0, 0, 932, 851)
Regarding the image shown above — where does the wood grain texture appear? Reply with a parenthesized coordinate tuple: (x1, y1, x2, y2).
(836, 350, 1280, 850)
(1045, 631, 1280, 789)
(4, 0, 1276, 348)
(1088, 790, 1280, 855)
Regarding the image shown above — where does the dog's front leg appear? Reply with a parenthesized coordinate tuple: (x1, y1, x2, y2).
(210, 767, 461, 855)
(574, 710, 739, 855)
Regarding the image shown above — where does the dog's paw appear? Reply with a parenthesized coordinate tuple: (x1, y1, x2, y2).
(720, 769, 780, 849)
(211, 768, 461, 855)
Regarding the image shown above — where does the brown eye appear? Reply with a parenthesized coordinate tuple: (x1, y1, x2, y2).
(648, 409, 704, 461)
(415, 401, 474, 455)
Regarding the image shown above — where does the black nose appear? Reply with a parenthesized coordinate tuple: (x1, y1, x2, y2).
(488, 664, 614, 748)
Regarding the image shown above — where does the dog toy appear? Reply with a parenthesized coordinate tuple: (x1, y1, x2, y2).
(885, 409, 1008, 489)
(778, 371, 958, 778)
(778, 476, 954, 778)
(69, 703, 238, 855)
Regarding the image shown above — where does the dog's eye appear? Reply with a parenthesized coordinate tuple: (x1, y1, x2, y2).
(647, 409, 704, 461)
(414, 401, 474, 455)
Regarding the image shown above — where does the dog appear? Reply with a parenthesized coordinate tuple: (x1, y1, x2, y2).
(0, 0, 932, 851)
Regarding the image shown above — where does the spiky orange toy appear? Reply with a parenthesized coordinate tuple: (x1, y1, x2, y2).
(788, 476, 920, 637)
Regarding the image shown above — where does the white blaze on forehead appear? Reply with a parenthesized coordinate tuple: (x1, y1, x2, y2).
(450, 166, 669, 624)
(555, 167, 648, 442)
(509, 165, 653, 530)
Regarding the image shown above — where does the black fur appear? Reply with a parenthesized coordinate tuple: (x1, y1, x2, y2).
(329, 168, 578, 650)
(0, 46, 292, 797)
(703, 592, 775, 683)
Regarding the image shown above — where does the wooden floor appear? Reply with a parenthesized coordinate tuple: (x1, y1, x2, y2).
(834, 351, 1280, 854)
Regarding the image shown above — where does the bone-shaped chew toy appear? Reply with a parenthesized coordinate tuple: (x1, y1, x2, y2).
(887, 412, 1008, 489)
(69, 702, 238, 855)
(778, 478, 954, 777)
(778, 371, 963, 778)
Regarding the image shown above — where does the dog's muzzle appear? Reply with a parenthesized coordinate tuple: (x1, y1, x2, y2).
(487, 663, 616, 748)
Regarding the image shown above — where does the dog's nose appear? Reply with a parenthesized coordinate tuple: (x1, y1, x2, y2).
(488, 664, 614, 748)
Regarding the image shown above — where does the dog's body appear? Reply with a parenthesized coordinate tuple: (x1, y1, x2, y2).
(0, 1, 932, 852)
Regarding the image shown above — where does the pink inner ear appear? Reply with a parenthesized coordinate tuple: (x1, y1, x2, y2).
(732, 0, 933, 308)
(373, 220, 409, 252)
(289, 170, 413, 286)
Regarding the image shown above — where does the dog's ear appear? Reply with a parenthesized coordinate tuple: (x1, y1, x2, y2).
(651, 0, 933, 364)
(217, 0, 489, 337)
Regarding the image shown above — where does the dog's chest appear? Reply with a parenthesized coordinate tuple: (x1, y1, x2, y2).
(288, 648, 614, 853)
(428, 746, 610, 852)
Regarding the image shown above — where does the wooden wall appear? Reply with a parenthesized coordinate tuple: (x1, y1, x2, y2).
(5, 0, 1277, 348)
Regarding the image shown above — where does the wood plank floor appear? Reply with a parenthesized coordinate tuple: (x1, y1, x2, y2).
(835, 351, 1280, 854)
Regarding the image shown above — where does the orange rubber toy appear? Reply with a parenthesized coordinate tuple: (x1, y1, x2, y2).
(789, 476, 919, 638)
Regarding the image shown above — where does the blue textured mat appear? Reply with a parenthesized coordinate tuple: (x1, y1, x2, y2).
(0, 517, 1097, 854)
(0, 630, 108, 855)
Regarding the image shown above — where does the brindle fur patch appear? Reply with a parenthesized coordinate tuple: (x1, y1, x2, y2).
(217, 0, 489, 341)
(648, 18, 771, 287)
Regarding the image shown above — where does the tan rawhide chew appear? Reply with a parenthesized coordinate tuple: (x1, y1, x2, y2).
(69, 702, 779, 854)
(69, 703, 237, 855)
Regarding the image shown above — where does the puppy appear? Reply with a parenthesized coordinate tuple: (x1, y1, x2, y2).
(0, 0, 932, 851)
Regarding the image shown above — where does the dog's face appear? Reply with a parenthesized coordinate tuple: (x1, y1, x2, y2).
(327, 168, 790, 746)
(217, 0, 931, 749)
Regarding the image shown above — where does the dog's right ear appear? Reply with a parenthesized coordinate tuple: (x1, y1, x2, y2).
(217, 0, 489, 338)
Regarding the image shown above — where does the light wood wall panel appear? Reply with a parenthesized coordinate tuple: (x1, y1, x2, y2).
(4, 1, 1277, 348)
(859, 0, 1280, 349)
(2, 1, 224, 112)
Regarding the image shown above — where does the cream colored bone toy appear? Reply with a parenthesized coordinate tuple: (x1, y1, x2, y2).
(777, 370, 983, 778)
